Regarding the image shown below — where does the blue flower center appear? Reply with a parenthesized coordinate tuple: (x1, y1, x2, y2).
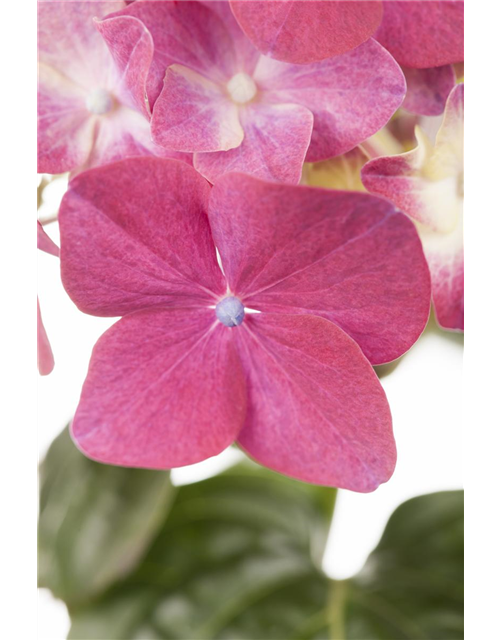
(215, 296, 245, 327)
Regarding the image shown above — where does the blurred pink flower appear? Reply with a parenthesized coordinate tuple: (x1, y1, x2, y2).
(362, 84, 464, 331)
(37, 1, 188, 175)
(59, 158, 431, 491)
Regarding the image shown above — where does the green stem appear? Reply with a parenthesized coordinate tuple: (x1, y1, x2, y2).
(328, 578, 349, 640)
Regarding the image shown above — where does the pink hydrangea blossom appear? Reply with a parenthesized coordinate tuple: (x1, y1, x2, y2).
(37, 0, 188, 175)
(59, 158, 431, 491)
(362, 84, 464, 331)
(37, 222, 59, 375)
(99, 0, 406, 184)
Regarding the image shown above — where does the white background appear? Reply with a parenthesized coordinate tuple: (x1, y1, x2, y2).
(37, 190, 463, 637)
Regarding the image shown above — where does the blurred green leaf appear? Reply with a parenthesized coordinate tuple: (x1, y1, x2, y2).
(68, 465, 335, 640)
(38, 427, 175, 608)
(340, 491, 464, 639)
(39, 429, 463, 640)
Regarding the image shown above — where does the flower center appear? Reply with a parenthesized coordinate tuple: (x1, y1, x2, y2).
(215, 296, 245, 327)
(227, 72, 257, 104)
(85, 88, 114, 115)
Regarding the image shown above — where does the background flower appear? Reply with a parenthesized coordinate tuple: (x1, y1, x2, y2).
(362, 84, 464, 331)
(37, 0, 188, 175)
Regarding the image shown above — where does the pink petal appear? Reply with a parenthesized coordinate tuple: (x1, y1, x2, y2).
(402, 65, 456, 116)
(59, 158, 226, 317)
(201, 0, 260, 74)
(194, 102, 313, 184)
(38, 299, 55, 376)
(235, 313, 395, 491)
(38, 1, 123, 89)
(108, 0, 247, 106)
(71, 308, 246, 468)
(37, 64, 95, 174)
(37, 221, 59, 257)
(229, 0, 383, 64)
(38, 1, 121, 173)
(80, 105, 190, 171)
(423, 229, 464, 331)
(95, 14, 154, 118)
(375, 0, 464, 69)
(254, 38, 406, 162)
(209, 173, 431, 364)
(151, 65, 244, 152)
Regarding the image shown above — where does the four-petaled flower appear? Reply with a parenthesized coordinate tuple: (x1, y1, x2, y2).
(59, 158, 431, 491)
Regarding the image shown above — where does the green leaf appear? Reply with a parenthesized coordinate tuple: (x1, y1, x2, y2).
(38, 427, 175, 608)
(39, 429, 462, 639)
(341, 491, 464, 639)
(68, 464, 335, 640)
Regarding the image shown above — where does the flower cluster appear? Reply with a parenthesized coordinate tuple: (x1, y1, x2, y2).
(38, 0, 464, 491)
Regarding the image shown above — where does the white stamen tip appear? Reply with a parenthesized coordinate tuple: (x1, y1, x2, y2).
(227, 72, 257, 104)
(86, 88, 114, 115)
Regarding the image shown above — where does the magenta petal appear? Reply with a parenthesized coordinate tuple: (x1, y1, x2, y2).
(229, 0, 383, 64)
(402, 65, 456, 116)
(151, 65, 244, 152)
(71, 308, 246, 468)
(376, 1, 464, 69)
(95, 14, 154, 118)
(236, 314, 395, 491)
(209, 173, 431, 364)
(254, 38, 406, 162)
(59, 158, 226, 316)
(37, 221, 59, 257)
(194, 102, 313, 184)
(38, 299, 55, 376)
(109, 0, 243, 106)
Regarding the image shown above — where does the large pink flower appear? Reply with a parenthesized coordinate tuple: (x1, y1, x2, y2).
(362, 84, 464, 331)
(37, 222, 59, 375)
(59, 158, 431, 491)
(37, 0, 187, 174)
(100, 0, 406, 184)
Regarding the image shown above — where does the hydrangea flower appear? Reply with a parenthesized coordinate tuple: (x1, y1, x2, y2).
(362, 84, 464, 331)
(37, 1, 187, 174)
(37, 222, 59, 375)
(99, 0, 406, 184)
(59, 158, 431, 491)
